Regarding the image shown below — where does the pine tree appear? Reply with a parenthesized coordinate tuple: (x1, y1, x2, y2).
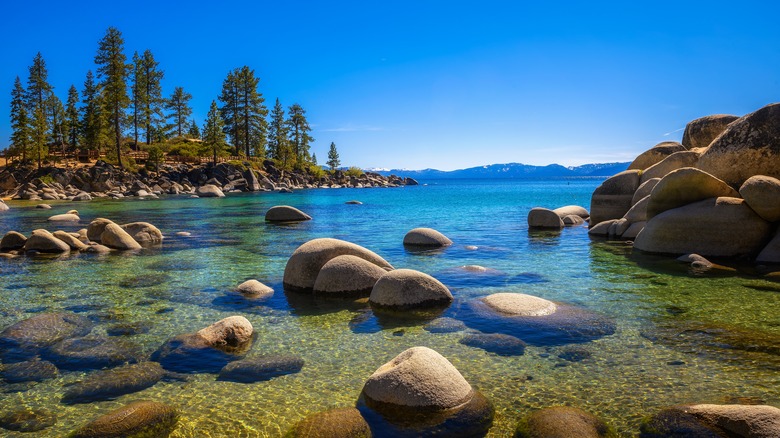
(201, 100, 229, 164)
(140, 50, 164, 144)
(187, 118, 201, 139)
(165, 86, 192, 137)
(26, 53, 52, 162)
(311, 153, 318, 165)
(81, 70, 107, 152)
(10, 76, 32, 161)
(219, 66, 268, 157)
(267, 98, 288, 160)
(130, 51, 143, 146)
(32, 105, 48, 168)
(286, 103, 314, 167)
(94, 27, 129, 168)
(327, 142, 340, 170)
(64, 85, 80, 149)
(47, 94, 65, 155)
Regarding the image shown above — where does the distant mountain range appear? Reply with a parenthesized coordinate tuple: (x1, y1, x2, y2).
(368, 162, 630, 179)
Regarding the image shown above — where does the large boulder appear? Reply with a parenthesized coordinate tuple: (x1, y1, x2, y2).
(100, 223, 142, 250)
(24, 229, 71, 253)
(0, 313, 93, 362)
(217, 354, 304, 383)
(61, 361, 165, 404)
(589, 170, 641, 226)
(45, 336, 142, 371)
(265, 205, 312, 222)
(1, 231, 27, 251)
(682, 114, 740, 150)
(236, 279, 274, 298)
(53, 230, 89, 251)
(640, 404, 780, 438)
(0, 408, 56, 433)
(369, 269, 453, 311)
(553, 205, 589, 219)
(634, 197, 772, 257)
(697, 103, 780, 186)
(87, 218, 115, 242)
(196, 184, 225, 197)
(624, 195, 649, 223)
(283, 238, 393, 292)
(628, 141, 687, 171)
(640, 151, 702, 183)
(196, 315, 254, 348)
(466, 293, 616, 345)
(515, 406, 615, 438)
(121, 222, 163, 244)
(739, 175, 780, 222)
(403, 228, 453, 247)
(69, 400, 179, 438)
(313, 254, 388, 296)
(646, 167, 739, 219)
(287, 408, 371, 438)
(528, 208, 563, 229)
(48, 212, 80, 222)
(632, 178, 660, 206)
(0, 359, 59, 383)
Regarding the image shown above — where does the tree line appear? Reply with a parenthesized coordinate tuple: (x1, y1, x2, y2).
(7, 26, 340, 171)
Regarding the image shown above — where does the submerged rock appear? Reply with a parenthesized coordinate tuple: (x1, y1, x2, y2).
(62, 361, 165, 404)
(424, 317, 467, 333)
(0, 312, 93, 362)
(369, 269, 453, 312)
(640, 404, 780, 438)
(313, 254, 387, 296)
(217, 354, 304, 383)
(0, 359, 58, 383)
(288, 407, 371, 438)
(516, 406, 615, 438)
(0, 408, 57, 433)
(45, 336, 142, 371)
(403, 228, 453, 247)
(236, 279, 274, 298)
(69, 400, 179, 438)
(459, 332, 526, 356)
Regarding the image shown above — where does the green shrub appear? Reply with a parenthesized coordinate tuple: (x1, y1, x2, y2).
(344, 166, 364, 177)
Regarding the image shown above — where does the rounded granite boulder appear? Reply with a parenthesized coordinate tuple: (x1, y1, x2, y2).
(101, 223, 142, 250)
(459, 332, 526, 356)
(287, 407, 371, 438)
(121, 222, 164, 244)
(61, 361, 165, 404)
(0, 408, 57, 433)
(24, 229, 71, 253)
(313, 254, 388, 296)
(69, 400, 179, 438)
(553, 205, 590, 219)
(516, 406, 616, 438)
(403, 228, 453, 247)
(528, 208, 564, 229)
(196, 315, 254, 348)
(640, 404, 780, 438)
(681, 114, 739, 150)
(640, 151, 702, 184)
(634, 197, 771, 257)
(697, 103, 780, 186)
(739, 175, 780, 222)
(359, 346, 493, 435)
(628, 141, 687, 171)
(0, 359, 59, 383)
(265, 205, 312, 222)
(466, 293, 616, 346)
(53, 230, 89, 251)
(589, 170, 641, 226)
(646, 167, 739, 219)
(1, 231, 27, 251)
(369, 269, 453, 311)
(48, 211, 80, 222)
(87, 218, 115, 242)
(283, 238, 394, 292)
(45, 336, 142, 371)
(195, 184, 225, 197)
(236, 279, 274, 298)
(217, 354, 304, 383)
(0, 312, 93, 362)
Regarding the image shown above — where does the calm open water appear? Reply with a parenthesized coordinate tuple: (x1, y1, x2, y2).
(1, 178, 779, 436)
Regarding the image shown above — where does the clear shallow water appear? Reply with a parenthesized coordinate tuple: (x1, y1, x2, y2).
(1, 178, 779, 437)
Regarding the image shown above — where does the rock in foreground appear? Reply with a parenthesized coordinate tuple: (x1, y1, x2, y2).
(69, 400, 179, 438)
(516, 406, 615, 438)
(640, 404, 780, 438)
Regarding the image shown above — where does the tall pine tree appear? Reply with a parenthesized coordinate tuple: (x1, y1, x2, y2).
(26, 52, 53, 163)
(286, 103, 314, 167)
(140, 50, 164, 145)
(94, 27, 129, 168)
(130, 51, 142, 146)
(187, 118, 200, 139)
(10, 76, 31, 161)
(165, 86, 192, 137)
(64, 85, 80, 150)
(47, 94, 65, 154)
(267, 98, 289, 161)
(219, 66, 267, 157)
(80, 70, 107, 153)
(201, 100, 229, 164)
(327, 142, 340, 170)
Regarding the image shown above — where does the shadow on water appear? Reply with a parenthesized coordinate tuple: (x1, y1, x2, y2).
(349, 308, 445, 334)
(282, 289, 370, 317)
(527, 229, 562, 247)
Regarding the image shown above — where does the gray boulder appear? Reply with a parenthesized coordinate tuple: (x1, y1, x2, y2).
(265, 205, 312, 222)
(69, 400, 179, 438)
(739, 175, 780, 222)
(403, 227, 453, 247)
(682, 114, 740, 150)
(24, 229, 71, 253)
(589, 170, 641, 226)
(628, 141, 687, 171)
(369, 269, 453, 311)
(646, 167, 739, 219)
(313, 254, 388, 296)
(101, 223, 142, 250)
(528, 208, 563, 229)
(196, 184, 225, 197)
(61, 361, 165, 404)
(1, 231, 27, 251)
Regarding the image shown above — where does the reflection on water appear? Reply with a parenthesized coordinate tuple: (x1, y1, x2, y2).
(1, 179, 779, 436)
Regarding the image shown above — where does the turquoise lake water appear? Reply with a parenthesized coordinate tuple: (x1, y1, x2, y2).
(1, 178, 779, 436)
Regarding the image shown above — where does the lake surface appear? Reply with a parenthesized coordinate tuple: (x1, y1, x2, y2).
(1, 178, 779, 436)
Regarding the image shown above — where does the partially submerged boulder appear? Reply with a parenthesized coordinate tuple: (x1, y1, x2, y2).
(287, 407, 371, 438)
(236, 279, 274, 298)
(87, 218, 115, 242)
(589, 170, 641, 226)
(121, 222, 163, 244)
(53, 230, 89, 251)
(101, 223, 142, 250)
(196, 184, 225, 197)
(634, 197, 771, 257)
(628, 142, 687, 171)
(553, 205, 589, 219)
(528, 208, 563, 229)
(516, 406, 615, 438)
(646, 167, 739, 219)
(0, 312, 92, 362)
(24, 229, 71, 253)
(682, 114, 739, 150)
(1, 231, 27, 251)
(69, 400, 179, 438)
(313, 254, 388, 296)
(217, 354, 304, 383)
(265, 205, 312, 222)
(697, 103, 780, 186)
(196, 315, 254, 348)
(640, 404, 780, 438)
(369, 269, 453, 311)
(283, 238, 393, 292)
(403, 228, 453, 247)
(48, 211, 80, 222)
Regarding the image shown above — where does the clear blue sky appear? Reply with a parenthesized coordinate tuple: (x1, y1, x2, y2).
(1, 1, 778, 170)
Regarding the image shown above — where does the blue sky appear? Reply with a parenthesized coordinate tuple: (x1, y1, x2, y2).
(1, 1, 778, 170)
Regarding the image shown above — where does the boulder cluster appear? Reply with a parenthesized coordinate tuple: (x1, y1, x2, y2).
(528, 205, 590, 229)
(588, 103, 780, 263)
(0, 159, 416, 202)
(1, 216, 162, 257)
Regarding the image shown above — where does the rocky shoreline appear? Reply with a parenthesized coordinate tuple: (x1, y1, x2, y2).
(0, 159, 418, 203)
